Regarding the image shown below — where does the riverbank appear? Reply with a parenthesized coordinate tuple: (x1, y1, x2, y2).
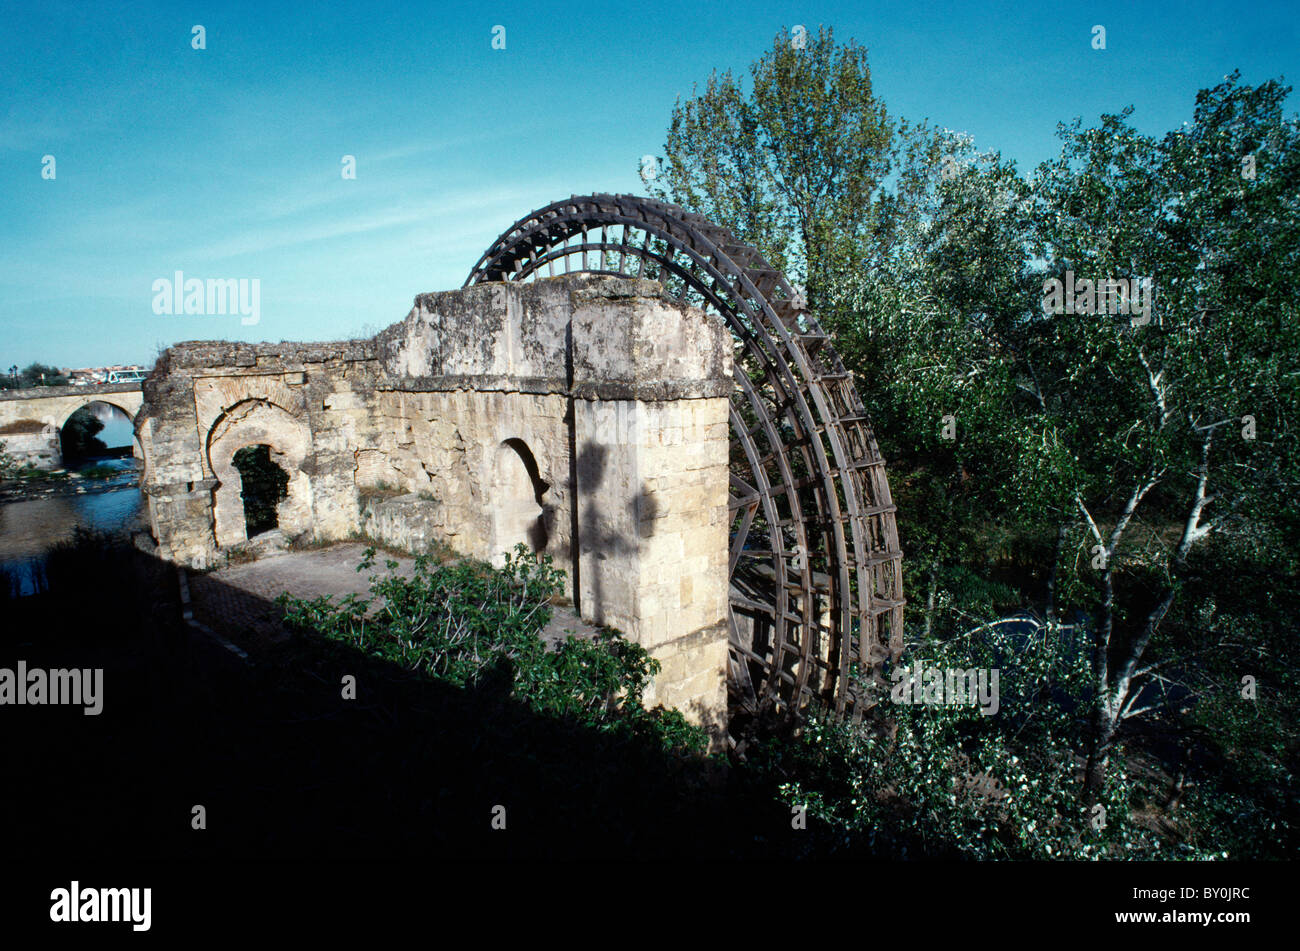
(0, 459, 140, 505)
(0, 475, 146, 595)
(0, 473, 140, 505)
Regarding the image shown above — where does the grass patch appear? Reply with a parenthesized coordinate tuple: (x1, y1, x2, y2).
(357, 481, 409, 502)
(9, 467, 70, 483)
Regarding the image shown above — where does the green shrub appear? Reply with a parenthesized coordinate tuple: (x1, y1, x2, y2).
(765, 621, 1220, 859)
(11, 467, 69, 483)
(277, 544, 707, 754)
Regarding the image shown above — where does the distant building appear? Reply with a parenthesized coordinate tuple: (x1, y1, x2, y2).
(62, 365, 145, 386)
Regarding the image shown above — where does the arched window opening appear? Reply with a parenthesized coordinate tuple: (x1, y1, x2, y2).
(493, 438, 550, 557)
(232, 444, 290, 538)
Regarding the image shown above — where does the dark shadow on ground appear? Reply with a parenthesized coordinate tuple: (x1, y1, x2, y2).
(1, 535, 898, 861)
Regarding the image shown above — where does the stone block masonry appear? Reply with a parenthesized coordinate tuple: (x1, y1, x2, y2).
(136, 275, 734, 743)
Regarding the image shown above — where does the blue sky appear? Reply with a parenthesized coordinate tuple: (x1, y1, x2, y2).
(2, 0, 1297, 369)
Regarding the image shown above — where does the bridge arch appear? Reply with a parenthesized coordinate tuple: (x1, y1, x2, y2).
(468, 194, 904, 719)
(58, 399, 139, 467)
(56, 397, 137, 431)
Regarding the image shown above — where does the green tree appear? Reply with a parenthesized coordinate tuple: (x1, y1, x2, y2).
(837, 128, 1043, 639)
(836, 73, 1300, 804)
(18, 363, 67, 387)
(650, 25, 892, 316)
(278, 545, 707, 754)
(60, 408, 108, 462)
(652, 27, 1298, 839)
(832, 74, 1300, 804)
(651, 29, 1034, 638)
(1023, 73, 1300, 794)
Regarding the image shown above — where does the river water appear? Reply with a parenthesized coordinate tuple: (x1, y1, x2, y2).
(1, 401, 145, 595)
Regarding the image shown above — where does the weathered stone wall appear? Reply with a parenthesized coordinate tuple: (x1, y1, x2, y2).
(136, 340, 380, 567)
(573, 397, 731, 729)
(365, 389, 573, 580)
(0, 420, 59, 469)
(136, 275, 733, 739)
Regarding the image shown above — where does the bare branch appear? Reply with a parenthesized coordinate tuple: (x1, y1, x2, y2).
(1112, 587, 1178, 712)
(1175, 426, 1217, 563)
(1137, 348, 1174, 427)
(1108, 472, 1161, 556)
(1076, 495, 1104, 546)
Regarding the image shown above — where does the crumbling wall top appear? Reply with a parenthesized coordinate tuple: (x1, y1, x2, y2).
(375, 274, 732, 399)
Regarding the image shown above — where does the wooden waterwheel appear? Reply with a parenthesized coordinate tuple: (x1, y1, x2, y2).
(468, 194, 904, 728)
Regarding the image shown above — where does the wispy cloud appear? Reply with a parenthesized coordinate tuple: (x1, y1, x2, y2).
(185, 185, 536, 261)
(188, 206, 432, 260)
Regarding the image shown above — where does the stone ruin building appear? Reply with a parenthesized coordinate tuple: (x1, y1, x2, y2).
(135, 195, 906, 745)
(138, 274, 733, 731)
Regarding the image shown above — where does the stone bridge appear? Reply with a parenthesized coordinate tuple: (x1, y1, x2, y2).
(0, 383, 144, 468)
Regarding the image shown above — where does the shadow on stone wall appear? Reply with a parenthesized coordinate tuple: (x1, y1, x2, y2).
(573, 440, 659, 629)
